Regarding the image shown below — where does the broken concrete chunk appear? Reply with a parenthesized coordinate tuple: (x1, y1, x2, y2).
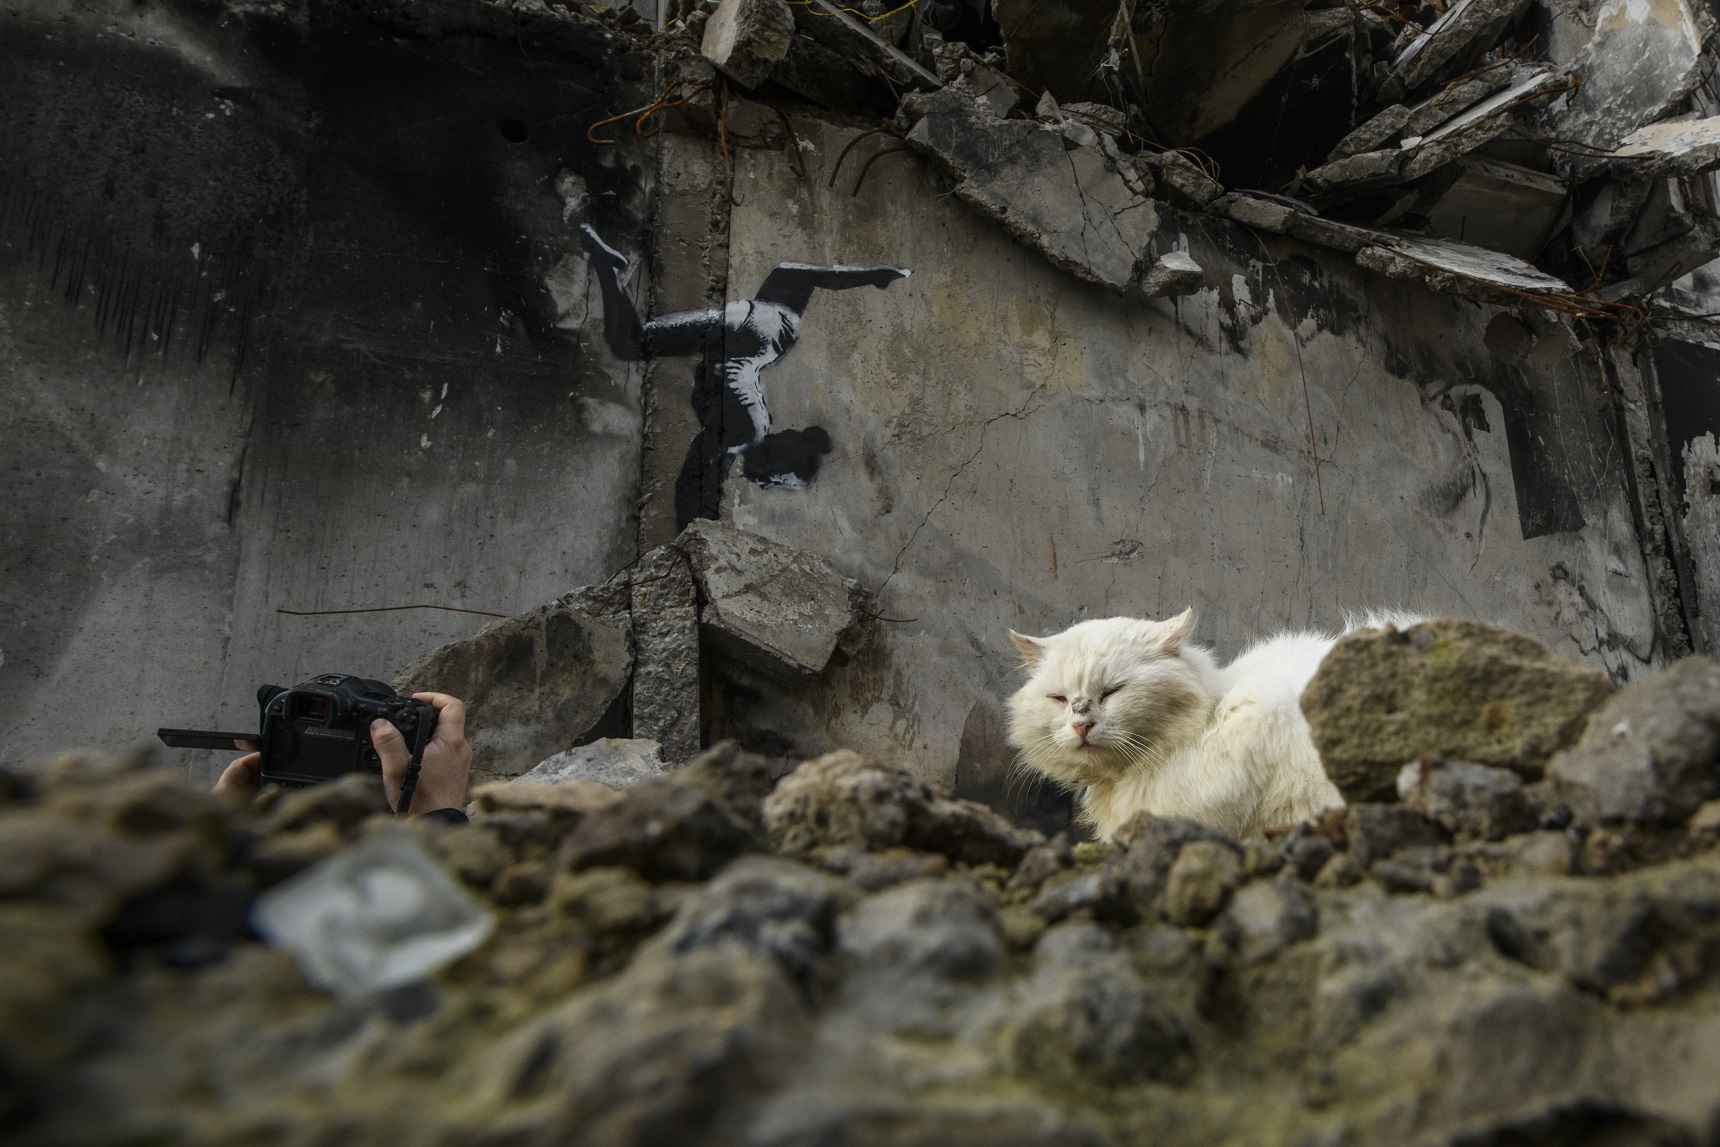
(1397, 67, 1569, 182)
(1217, 879, 1317, 964)
(1163, 840, 1243, 926)
(517, 738, 666, 790)
(764, 750, 1045, 867)
(630, 544, 701, 764)
(1302, 620, 1616, 804)
(789, 0, 941, 92)
(903, 88, 1173, 294)
(1401, 66, 1516, 139)
(950, 57, 1019, 119)
(1397, 758, 1536, 840)
(1545, 0, 1707, 157)
(1136, 250, 1205, 299)
(1136, 150, 1223, 208)
(1381, 0, 1531, 101)
(1306, 148, 1404, 192)
(1417, 156, 1569, 261)
(1546, 655, 1720, 826)
(1059, 101, 1127, 137)
(677, 518, 860, 685)
(395, 598, 632, 786)
(1611, 116, 1720, 179)
(1329, 104, 1411, 161)
(700, 0, 795, 89)
(1345, 803, 1450, 869)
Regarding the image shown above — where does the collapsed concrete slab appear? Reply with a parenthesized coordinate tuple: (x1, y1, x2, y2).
(1355, 233, 1577, 302)
(1543, 0, 1708, 157)
(902, 87, 1184, 295)
(1611, 116, 1720, 179)
(700, 0, 795, 89)
(395, 599, 633, 786)
(788, 0, 941, 92)
(679, 518, 865, 685)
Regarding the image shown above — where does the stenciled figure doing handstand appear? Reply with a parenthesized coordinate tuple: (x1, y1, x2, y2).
(580, 224, 909, 527)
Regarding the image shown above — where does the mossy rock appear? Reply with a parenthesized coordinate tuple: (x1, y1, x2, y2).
(1301, 620, 1614, 804)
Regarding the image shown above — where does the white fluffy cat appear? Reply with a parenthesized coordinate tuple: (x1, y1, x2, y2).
(1005, 610, 1417, 841)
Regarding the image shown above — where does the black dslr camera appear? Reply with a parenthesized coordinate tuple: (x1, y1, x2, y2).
(160, 675, 436, 811)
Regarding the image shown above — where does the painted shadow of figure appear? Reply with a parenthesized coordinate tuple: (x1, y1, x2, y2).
(579, 224, 910, 527)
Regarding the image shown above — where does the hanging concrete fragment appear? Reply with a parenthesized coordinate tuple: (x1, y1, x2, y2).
(1137, 250, 1205, 298)
(701, 0, 796, 88)
(678, 519, 866, 686)
(789, 0, 941, 91)
(395, 597, 633, 785)
(251, 830, 493, 999)
(1379, 0, 1531, 102)
(1354, 233, 1577, 302)
(1611, 116, 1720, 179)
(902, 88, 1180, 295)
(1542, 0, 1708, 157)
(1410, 157, 1569, 261)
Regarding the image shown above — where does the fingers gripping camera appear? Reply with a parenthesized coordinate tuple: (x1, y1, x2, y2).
(258, 676, 438, 807)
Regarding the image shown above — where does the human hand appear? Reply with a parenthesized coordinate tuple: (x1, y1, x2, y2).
(370, 692, 472, 817)
(212, 740, 262, 797)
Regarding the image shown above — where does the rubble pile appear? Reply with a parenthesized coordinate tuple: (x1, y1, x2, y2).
(8, 623, 1720, 1145)
(650, 0, 1720, 312)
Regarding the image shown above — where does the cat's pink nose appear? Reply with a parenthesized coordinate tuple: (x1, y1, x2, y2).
(1072, 719, 1095, 741)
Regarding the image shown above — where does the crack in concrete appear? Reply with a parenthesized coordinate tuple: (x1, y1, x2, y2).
(878, 384, 1050, 602)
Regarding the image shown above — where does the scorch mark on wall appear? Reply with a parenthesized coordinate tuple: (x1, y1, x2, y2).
(580, 225, 909, 527)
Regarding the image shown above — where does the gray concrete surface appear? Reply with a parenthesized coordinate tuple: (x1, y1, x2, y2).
(710, 112, 1660, 828)
(0, 0, 655, 777)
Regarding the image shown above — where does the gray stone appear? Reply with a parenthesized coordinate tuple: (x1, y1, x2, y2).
(1218, 878, 1318, 964)
(949, 57, 1020, 120)
(1609, 115, 1720, 179)
(1162, 839, 1244, 926)
(1418, 156, 1570, 262)
(1136, 250, 1205, 298)
(1112, 814, 1244, 917)
(1008, 922, 1187, 1084)
(517, 738, 665, 790)
(395, 598, 632, 786)
(650, 855, 839, 990)
(1346, 803, 1451, 869)
(1302, 620, 1616, 803)
(764, 750, 1045, 867)
(1546, 655, 1720, 825)
(631, 544, 701, 764)
(838, 878, 1003, 1030)
(678, 518, 862, 685)
(1397, 758, 1537, 841)
(700, 0, 795, 89)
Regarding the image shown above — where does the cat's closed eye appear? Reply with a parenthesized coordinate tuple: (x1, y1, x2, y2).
(1049, 694, 1067, 704)
(1100, 685, 1122, 700)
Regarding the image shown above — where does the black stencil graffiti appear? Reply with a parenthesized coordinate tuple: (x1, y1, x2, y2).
(580, 224, 910, 527)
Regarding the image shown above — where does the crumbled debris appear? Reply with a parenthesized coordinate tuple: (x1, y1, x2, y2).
(13, 635, 1720, 1147)
(700, 0, 794, 88)
(394, 598, 632, 785)
(1546, 655, 1720, 826)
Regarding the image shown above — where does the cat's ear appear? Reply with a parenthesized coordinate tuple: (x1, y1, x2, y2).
(1009, 630, 1046, 668)
(1159, 608, 1198, 655)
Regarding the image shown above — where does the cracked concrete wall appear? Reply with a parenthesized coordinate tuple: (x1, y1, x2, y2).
(0, 0, 654, 776)
(705, 112, 1660, 830)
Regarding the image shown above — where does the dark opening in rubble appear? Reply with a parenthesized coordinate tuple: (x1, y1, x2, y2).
(498, 117, 531, 143)
(1653, 340, 1720, 504)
